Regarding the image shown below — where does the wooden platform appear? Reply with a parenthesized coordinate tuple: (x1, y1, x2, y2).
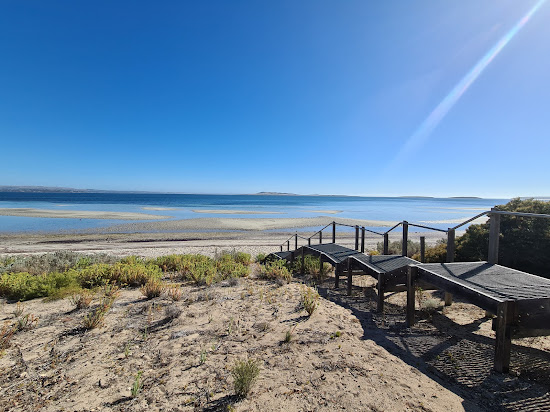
(407, 262, 550, 372)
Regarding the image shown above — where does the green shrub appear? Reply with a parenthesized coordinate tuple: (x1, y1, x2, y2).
(232, 359, 260, 398)
(300, 286, 319, 316)
(376, 240, 421, 258)
(255, 253, 266, 263)
(140, 279, 166, 299)
(77, 262, 162, 288)
(259, 261, 292, 283)
(0, 271, 79, 301)
(293, 255, 331, 279)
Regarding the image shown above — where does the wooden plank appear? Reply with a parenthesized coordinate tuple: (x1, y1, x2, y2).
(494, 300, 517, 373)
(406, 266, 418, 327)
(516, 298, 550, 330)
(488, 209, 501, 264)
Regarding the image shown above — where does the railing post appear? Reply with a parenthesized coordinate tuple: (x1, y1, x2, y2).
(332, 221, 336, 243)
(308, 237, 311, 246)
(446, 229, 455, 263)
(420, 236, 425, 263)
(287, 240, 290, 251)
(402, 221, 408, 257)
(295, 233, 298, 251)
(280, 245, 283, 252)
(319, 230, 322, 244)
(361, 227, 365, 253)
(355, 226, 359, 251)
(383, 233, 389, 255)
(488, 208, 501, 264)
(444, 228, 455, 306)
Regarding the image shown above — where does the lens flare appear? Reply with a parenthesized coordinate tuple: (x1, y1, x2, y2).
(389, 0, 547, 168)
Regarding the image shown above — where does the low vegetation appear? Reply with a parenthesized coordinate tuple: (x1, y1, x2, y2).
(232, 358, 260, 398)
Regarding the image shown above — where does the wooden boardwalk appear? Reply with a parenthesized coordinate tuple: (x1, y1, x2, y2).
(407, 262, 550, 372)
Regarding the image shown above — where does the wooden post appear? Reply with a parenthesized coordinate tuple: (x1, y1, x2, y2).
(332, 222, 336, 244)
(377, 273, 385, 312)
(301, 247, 305, 274)
(319, 230, 322, 244)
(488, 209, 501, 264)
(402, 221, 408, 257)
(361, 227, 365, 253)
(446, 229, 455, 263)
(494, 300, 516, 373)
(346, 258, 353, 295)
(308, 238, 311, 246)
(280, 245, 283, 252)
(294, 234, 298, 251)
(287, 240, 290, 251)
(383, 233, 389, 255)
(335, 264, 340, 288)
(355, 226, 359, 251)
(420, 236, 425, 263)
(406, 266, 418, 327)
(444, 229, 455, 306)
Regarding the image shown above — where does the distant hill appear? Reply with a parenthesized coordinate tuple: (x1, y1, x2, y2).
(0, 186, 151, 194)
(254, 192, 299, 196)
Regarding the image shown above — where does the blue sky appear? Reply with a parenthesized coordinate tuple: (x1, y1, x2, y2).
(1, 0, 549, 197)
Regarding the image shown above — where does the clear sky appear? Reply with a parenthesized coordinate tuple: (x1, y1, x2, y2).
(1, 0, 549, 197)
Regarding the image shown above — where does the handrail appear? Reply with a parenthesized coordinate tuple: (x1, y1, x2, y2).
(490, 210, 550, 219)
(385, 221, 402, 234)
(407, 222, 448, 233)
(363, 227, 385, 236)
(451, 211, 488, 230)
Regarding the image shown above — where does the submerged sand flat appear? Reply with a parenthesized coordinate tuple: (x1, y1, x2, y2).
(142, 207, 179, 211)
(192, 209, 284, 215)
(101, 216, 399, 233)
(304, 210, 342, 214)
(0, 208, 171, 220)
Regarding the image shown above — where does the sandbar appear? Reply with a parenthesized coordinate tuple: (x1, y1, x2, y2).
(142, 206, 179, 211)
(0, 208, 170, 220)
(192, 209, 284, 215)
(305, 210, 342, 214)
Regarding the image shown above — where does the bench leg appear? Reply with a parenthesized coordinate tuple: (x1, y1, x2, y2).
(444, 292, 453, 306)
(335, 265, 340, 289)
(494, 301, 515, 373)
(406, 266, 417, 327)
(346, 259, 352, 295)
(377, 273, 385, 312)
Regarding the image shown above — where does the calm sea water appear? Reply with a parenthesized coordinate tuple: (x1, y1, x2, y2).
(0, 192, 508, 233)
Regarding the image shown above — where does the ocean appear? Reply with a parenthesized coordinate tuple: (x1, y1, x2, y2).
(0, 192, 508, 233)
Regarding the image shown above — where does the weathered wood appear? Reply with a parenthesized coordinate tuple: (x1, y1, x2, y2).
(347, 258, 352, 296)
(377, 273, 385, 312)
(406, 266, 418, 327)
(355, 226, 359, 251)
(402, 221, 408, 257)
(446, 229, 455, 263)
(515, 298, 550, 330)
(488, 208, 501, 264)
(383, 233, 389, 255)
(332, 222, 336, 243)
(420, 236, 425, 263)
(361, 227, 365, 253)
(494, 300, 516, 373)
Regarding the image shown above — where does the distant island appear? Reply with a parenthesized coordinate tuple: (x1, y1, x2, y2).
(0, 186, 152, 194)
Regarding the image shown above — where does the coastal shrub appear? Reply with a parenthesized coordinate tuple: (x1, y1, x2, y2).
(292, 255, 331, 278)
(70, 289, 94, 309)
(165, 284, 183, 301)
(259, 261, 291, 284)
(376, 240, 421, 258)
(82, 296, 114, 330)
(140, 279, 166, 299)
(78, 262, 162, 288)
(412, 239, 448, 263)
(300, 286, 319, 316)
(0, 271, 79, 301)
(0, 251, 117, 276)
(455, 198, 550, 277)
(232, 359, 260, 398)
(255, 253, 266, 263)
